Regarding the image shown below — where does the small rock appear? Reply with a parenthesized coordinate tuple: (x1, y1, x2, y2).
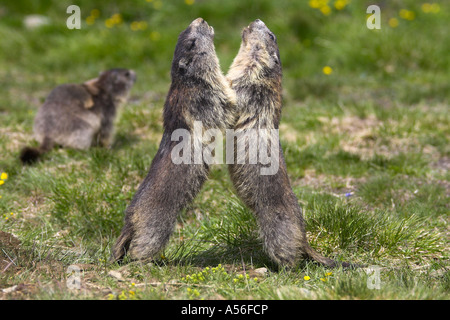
(54, 230, 69, 238)
(108, 270, 124, 281)
(276, 286, 318, 299)
(23, 15, 50, 29)
(254, 267, 268, 276)
(2, 285, 18, 294)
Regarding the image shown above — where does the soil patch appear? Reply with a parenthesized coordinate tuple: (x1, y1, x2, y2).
(0, 231, 21, 274)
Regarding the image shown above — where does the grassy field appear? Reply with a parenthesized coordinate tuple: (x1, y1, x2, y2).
(0, 0, 448, 300)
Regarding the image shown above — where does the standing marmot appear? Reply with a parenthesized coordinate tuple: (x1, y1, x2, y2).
(111, 18, 235, 262)
(226, 19, 349, 267)
(20, 68, 136, 164)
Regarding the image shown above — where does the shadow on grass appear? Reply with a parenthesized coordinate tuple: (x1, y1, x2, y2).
(165, 238, 277, 270)
(111, 132, 140, 150)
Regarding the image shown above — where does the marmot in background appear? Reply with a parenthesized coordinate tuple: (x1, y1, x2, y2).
(111, 18, 235, 262)
(20, 68, 136, 164)
(226, 19, 350, 267)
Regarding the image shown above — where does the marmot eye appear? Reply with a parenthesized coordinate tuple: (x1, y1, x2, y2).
(124, 71, 130, 77)
(268, 32, 275, 41)
(188, 39, 196, 50)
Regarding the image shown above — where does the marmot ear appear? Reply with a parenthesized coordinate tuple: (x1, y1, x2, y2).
(83, 97, 95, 109)
(83, 78, 100, 96)
(179, 58, 187, 68)
(179, 58, 189, 75)
(83, 78, 100, 109)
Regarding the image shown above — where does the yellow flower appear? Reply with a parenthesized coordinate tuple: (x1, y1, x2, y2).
(399, 9, 415, 21)
(320, 278, 327, 282)
(153, 0, 163, 10)
(421, 3, 432, 13)
(309, 0, 321, 9)
(150, 31, 161, 41)
(187, 287, 200, 297)
(388, 18, 399, 28)
(105, 19, 115, 28)
(326, 272, 333, 276)
(304, 276, 311, 281)
(430, 3, 440, 13)
(130, 21, 140, 31)
(86, 16, 96, 25)
(1, 172, 7, 180)
(322, 66, 333, 75)
(118, 291, 127, 300)
(111, 13, 122, 24)
(399, 9, 408, 18)
(90, 9, 100, 18)
(334, 0, 347, 10)
(0, 180, 4, 186)
(131, 282, 135, 286)
(320, 5, 332, 16)
(185, 0, 195, 5)
(139, 21, 148, 30)
(131, 21, 148, 31)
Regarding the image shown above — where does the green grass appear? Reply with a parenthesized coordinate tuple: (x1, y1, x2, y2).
(0, 0, 448, 300)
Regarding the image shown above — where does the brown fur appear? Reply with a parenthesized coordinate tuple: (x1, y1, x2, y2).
(226, 19, 352, 268)
(111, 18, 235, 262)
(20, 69, 136, 164)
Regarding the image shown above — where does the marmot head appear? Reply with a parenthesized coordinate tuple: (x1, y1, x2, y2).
(244, 19, 281, 72)
(172, 18, 218, 80)
(230, 19, 281, 82)
(85, 68, 137, 102)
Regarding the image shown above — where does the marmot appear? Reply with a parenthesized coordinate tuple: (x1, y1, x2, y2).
(111, 18, 235, 262)
(226, 19, 349, 267)
(20, 68, 136, 164)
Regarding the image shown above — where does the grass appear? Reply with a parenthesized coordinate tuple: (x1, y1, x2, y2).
(0, 0, 448, 300)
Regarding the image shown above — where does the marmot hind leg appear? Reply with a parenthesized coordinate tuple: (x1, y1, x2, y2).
(111, 145, 209, 262)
